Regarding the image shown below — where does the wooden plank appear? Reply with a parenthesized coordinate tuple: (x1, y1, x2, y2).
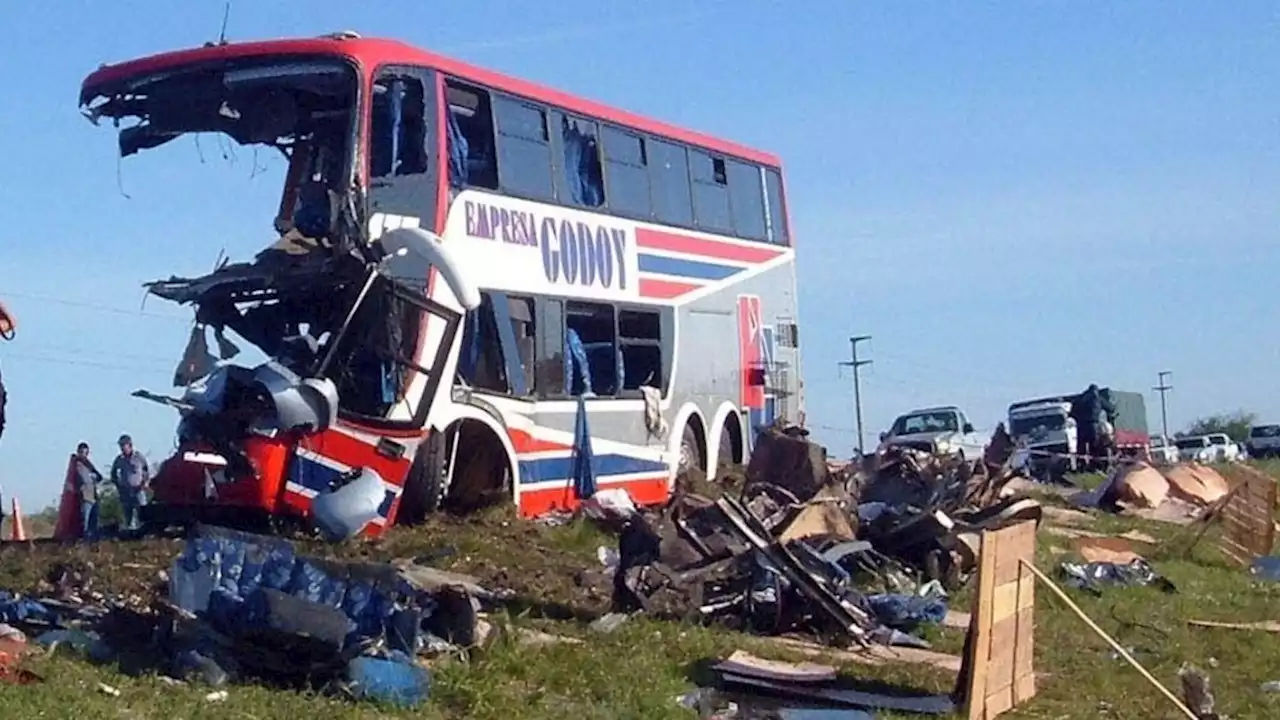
(991, 582, 1019, 622)
(963, 521, 1038, 719)
(966, 529, 1000, 720)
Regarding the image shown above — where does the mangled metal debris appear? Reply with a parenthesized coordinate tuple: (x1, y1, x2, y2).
(611, 425, 1044, 651)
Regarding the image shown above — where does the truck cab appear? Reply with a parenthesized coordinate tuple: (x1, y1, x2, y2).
(1007, 399, 1078, 472)
(879, 406, 986, 462)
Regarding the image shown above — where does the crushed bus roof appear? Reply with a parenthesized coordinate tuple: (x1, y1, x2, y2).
(80, 34, 781, 168)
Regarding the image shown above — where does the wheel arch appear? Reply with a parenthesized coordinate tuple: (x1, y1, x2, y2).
(668, 402, 709, 479)
(430, 401, 519, 506)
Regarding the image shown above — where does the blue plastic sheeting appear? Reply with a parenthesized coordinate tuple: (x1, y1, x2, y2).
(0, 592, 55, 625)
(347, 652, 431, 708)
(1252, 556, 1280, 582)
(170, 526, 429, 651)
(865, 594, 948, 631)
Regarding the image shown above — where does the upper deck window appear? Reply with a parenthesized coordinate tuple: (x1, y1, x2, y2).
(494, 96, 555, 202)
(649, 139, 693, 226)
(601, 126, 650, 217)
(690, 150, 732, 234)
(556, 113, 605, 208)
(370, 76, 429, 178)
(727, 160, 767, 241)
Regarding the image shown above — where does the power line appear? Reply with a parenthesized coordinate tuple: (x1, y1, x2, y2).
(0, 291, 188, 322)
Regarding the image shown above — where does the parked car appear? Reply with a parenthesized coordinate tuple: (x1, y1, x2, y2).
(1148, 435, 1178, 465)
(879, 406, 987, 462)
(1175, 434, 1241, 464)
(1247, 424, 1280, 459)
(1206, 433, 1243, 463)
(1174, 435, 1214, 463)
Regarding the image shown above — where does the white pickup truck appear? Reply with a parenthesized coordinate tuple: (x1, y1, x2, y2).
(879, 406, 987, 463)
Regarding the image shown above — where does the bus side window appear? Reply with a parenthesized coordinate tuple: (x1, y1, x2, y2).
(690, 150, 732, 234)
(534, 299, 565, 397)
(458, 293, 508, 393)
(618, 308, 662, 391)
(649, 139, 694, 226)
(565, 302, 618, 397)
(494, 96, 555, 201)
(727, 160, 767, 241)
(555, 113, 605, 208)
(445, 81, 499, 189)
(507, 296, 536, 396)
(601, 126, 650, 217)
(370, 76, 429, 179)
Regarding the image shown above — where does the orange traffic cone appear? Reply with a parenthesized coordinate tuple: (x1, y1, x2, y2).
(10, 497, 25, 542)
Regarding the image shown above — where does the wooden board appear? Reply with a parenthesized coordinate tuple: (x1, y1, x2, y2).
(961, 521, 1038, 720)
(1218, 467, 1277, 566)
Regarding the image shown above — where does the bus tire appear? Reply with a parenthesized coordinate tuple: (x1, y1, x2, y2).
(399, 431, 446, 525)
(680, 423, 703, 476)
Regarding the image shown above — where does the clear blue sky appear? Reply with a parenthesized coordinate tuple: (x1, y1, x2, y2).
(1, 2, 1276, 509)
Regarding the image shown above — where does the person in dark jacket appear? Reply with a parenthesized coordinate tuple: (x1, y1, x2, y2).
(1071, 384, 1103, 468)
(73, 442, 104, 541)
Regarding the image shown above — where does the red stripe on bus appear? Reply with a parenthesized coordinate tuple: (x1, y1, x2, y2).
(517, 476, 671, 518)
(639, 278, 701, 299)
(508, 428, 571, 454)
(635, 228, 784, 263)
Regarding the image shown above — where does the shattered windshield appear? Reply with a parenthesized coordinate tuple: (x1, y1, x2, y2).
(1009, 413, 1066, 437)
(891, 411, 959, 436)
(148, 240, 439, 424)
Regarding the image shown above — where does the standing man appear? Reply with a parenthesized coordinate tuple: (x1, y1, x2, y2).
(111, 434, 150, 533)
(73, 442, 103, 541)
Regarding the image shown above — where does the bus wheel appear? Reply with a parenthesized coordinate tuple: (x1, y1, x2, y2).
(679, 423, 704, 475)
(399, 431, 446, 525)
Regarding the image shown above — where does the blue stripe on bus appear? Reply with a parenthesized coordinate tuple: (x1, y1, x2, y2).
(637, 253, 743, 281)
(290, 455, 394, 519)
(291, 455, 340, 494)
(518, 453, 668, 484)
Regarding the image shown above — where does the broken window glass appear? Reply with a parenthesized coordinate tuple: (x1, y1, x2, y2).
(446, 81, 499, 190)
(371, 76, 429, 179)
(459, 294, 509, 393)
(565, 302, 617, 397)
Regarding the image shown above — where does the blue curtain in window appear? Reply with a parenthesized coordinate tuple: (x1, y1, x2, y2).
(447, 110, 469, 187)
(561, 119, 603, 207)
(565, 328, 592, 396)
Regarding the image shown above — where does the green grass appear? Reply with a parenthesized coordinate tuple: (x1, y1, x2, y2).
(0, 467, 1278, 718)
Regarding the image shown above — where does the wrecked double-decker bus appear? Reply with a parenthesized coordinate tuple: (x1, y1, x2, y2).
(81, 32, 803, 538)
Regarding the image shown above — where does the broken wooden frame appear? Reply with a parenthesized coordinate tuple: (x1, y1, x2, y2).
(1217, 465, 1277, 566)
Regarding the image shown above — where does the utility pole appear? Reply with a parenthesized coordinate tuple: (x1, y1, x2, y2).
(1154, 370, 1173, 440)
(839, 335, 873, 455)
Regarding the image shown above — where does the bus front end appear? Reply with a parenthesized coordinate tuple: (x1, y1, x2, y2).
(81, 37, 477, 537)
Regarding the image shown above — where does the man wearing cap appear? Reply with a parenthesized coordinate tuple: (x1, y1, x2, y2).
(111, 434, 150, 532)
